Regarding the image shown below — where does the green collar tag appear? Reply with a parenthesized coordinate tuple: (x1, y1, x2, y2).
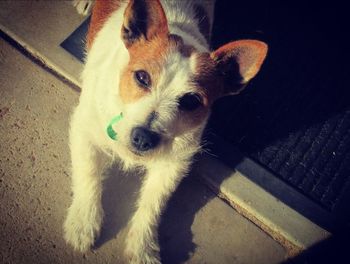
(106, 112, 123, 140)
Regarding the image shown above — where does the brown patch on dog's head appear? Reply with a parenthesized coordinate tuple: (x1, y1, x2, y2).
(119, 0, 168, 104)
(186, 40, 268, 101)
(119, 36, 168, 104)
(191, 52, 222, 105)
(173, 53, 219, 131)
(190, 39, 268, 106)
(119, 0, 196, 104)
(177, 40, 268, 130)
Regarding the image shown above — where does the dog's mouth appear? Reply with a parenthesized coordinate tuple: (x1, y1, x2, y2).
(125, 145, 162, 162)
(128, 141, 162, 158)
(130, 148, 146, 157)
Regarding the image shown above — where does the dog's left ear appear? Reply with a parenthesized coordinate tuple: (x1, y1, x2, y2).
(211, 40, 268, 95)
(122, 0, 168, 48)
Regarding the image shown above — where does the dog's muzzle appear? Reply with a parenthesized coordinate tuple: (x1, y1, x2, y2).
(131, 127, 161, 152)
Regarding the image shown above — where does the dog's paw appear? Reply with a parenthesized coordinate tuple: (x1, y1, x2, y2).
(125, 229, 161, 264)
(72, 0, 93, 16)
(63, 202, 102, 252)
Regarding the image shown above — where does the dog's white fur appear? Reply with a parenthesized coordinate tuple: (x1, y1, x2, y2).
(65, 1, 267, 263)
(65, 1, 214, 263)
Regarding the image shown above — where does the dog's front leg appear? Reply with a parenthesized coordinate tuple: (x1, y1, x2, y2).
(64, 113, 109, 252)
(125, 160, 190, 264)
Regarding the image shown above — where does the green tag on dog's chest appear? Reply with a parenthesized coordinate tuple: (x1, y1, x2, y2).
(106, 112, 123, 140)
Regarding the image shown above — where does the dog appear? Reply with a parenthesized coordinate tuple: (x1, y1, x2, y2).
(64, 0, 268, 263)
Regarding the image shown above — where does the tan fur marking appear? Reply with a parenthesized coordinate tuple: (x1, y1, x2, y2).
(120, 36, 173, 104)
(176, 53, 221, 130)
(120, 35, 196, 104)
(192, 52, 223, 105)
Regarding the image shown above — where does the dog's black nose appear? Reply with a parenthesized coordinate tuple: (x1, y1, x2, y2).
(131, 127, 160, 152)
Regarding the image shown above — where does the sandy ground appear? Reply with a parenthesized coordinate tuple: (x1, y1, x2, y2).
(0, 38, 286, 264)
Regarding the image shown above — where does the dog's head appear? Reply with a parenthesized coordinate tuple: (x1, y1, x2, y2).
(113, 0, 267, 162)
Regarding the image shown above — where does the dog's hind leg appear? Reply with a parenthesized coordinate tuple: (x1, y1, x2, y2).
(64, 109, 109, 252)
(125, 160, 191, 264)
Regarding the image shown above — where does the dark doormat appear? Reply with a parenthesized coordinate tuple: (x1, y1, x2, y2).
(208, 1, 350, 230)
(61, 17, 90, 63)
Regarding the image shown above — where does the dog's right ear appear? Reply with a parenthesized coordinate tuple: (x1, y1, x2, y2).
(122, 0, 168, 48)
(211, 40, 268, 95)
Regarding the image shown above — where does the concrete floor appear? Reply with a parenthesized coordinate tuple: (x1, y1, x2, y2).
(0, 0, 84, 86)
(0, 37, 287, 264)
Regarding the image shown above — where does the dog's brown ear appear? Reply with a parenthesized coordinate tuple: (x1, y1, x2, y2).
(122, 0, 168, 48)
(211, 40, 268, 95)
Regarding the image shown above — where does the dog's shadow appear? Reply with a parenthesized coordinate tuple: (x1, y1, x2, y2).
(93, 164, 141, 249)
(93, 162, 216, 264)
(158, 173, 215, 264)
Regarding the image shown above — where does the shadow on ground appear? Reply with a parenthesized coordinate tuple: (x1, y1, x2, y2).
(91, 159, 234, 264)
(158, 175, 214, 264)
(93, 165, 142, 249)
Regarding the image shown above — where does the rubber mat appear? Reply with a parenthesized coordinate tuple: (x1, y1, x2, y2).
(208, 1, 350, 225)
(61, 17, 90, 63)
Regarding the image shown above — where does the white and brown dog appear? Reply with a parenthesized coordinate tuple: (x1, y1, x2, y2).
(65, 0, 268, 263)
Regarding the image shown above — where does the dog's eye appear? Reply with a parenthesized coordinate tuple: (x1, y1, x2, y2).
(134, 70, 151, 88)
(178, 93, 203, 111)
